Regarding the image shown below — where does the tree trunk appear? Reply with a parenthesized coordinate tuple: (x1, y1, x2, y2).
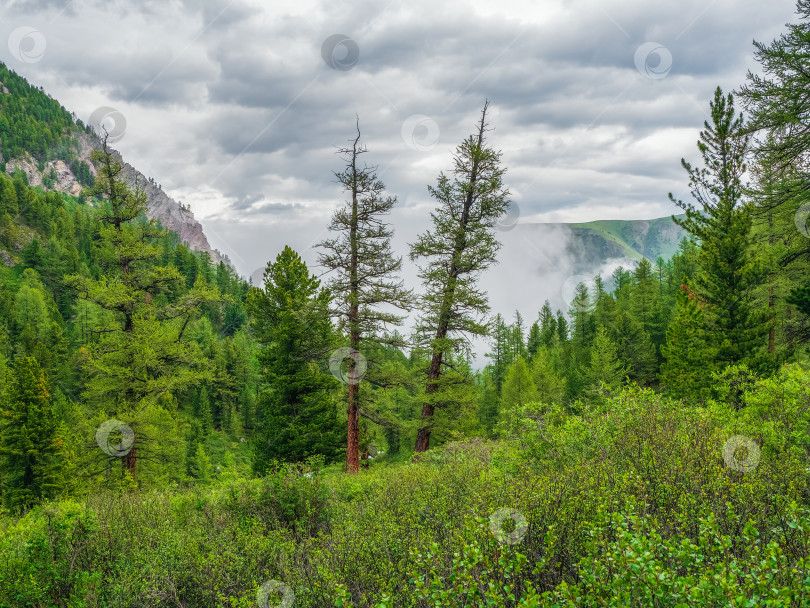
(346, 127, 362, 474)
(414, 351, 443, 452)
(346, 380, 359, 473)
(768, 210, 775, 353)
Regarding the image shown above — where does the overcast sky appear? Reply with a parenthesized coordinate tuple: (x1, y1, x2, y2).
(0, 0, 801, 356)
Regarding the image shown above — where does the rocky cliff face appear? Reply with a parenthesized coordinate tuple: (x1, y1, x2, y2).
(5, 134, 231, 267)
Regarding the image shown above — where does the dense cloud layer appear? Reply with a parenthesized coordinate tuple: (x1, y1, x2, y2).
(0, 0, 799, 358)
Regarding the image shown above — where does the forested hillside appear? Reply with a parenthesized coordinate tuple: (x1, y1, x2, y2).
(1, 3, 810, 607)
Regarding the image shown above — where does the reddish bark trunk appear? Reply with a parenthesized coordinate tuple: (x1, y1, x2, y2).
(768, 212, 775, 353)
(345, 126, 362, 474)
(414, 350, 443, 452)
(346, 380, 359, 473)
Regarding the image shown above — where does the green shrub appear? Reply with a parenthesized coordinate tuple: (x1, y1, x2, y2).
(1, 373, 810, 607)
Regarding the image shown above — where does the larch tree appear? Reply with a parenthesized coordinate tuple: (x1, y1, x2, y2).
(485, 313, 511, 397)
(531, 347, 566, 405)
(65, 136, 219, 483)
(538, 300, 558, 348)
(409, 100, 510, 452)
(316, 121, 413, 473)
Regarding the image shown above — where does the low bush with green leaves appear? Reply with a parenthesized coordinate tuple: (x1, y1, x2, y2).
(1, 369, 809, 607)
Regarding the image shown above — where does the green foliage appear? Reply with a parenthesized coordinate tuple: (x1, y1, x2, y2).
(660, 287, 715, 400)
(584, 327, 627, 391)
(498, 356, 537, 437)
(0, 63, 77, 162)
(0, 357, 63, 512)
(670, 87, 769, 367)
(246, 246, 342, 471)
(0, 374, 809, 606)
(530, 347, 565, 405)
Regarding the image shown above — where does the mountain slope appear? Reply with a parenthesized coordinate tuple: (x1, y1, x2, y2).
(564, 216, 688, 264)
(0, 63, 228, 265)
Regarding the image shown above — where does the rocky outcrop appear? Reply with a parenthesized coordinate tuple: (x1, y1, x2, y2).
(76, 134, 231, 266)
(5, 135, 231, 267)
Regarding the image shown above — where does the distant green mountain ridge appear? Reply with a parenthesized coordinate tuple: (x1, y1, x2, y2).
(553, 215, 688, 269)
(566, 215, 688, 261)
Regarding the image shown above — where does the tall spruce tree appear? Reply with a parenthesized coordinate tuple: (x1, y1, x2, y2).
(669, 87, 768, 367)
(316, 122, 412, 473)
(409, 101, 510, 452)
(630, 258, 664, 348)
(246, 246, 342, 471)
